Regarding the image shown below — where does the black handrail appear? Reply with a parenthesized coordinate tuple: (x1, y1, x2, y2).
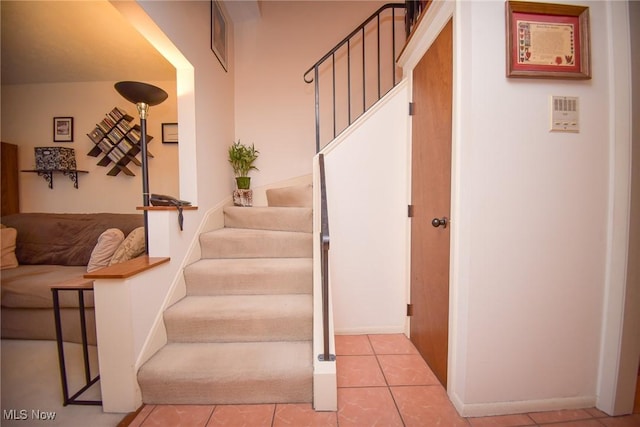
(318, 153, 334, 362)
(304, 3, 407, 152)
(308, 1, 428, 365)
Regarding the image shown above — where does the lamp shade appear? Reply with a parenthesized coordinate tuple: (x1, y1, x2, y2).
(114, 81, 168, 106)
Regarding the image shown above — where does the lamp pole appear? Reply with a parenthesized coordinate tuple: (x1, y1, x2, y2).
(114, 82, 168, 254)
(137, 102, 151, 252)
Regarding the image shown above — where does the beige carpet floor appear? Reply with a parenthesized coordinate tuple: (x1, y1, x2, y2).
(1, 339, 125, 427)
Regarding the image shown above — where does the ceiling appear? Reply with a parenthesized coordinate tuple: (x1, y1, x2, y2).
(1, 1, 176, 85)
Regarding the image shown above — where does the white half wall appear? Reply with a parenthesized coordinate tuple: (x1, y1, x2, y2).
(323, 81, 409, 334)
(84, 0, 238, 411)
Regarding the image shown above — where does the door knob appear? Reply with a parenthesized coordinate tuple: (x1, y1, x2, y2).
(431, 217, 448, 228)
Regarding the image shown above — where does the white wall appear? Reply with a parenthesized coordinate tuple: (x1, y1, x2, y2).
(3, 0, 632, 416)
(233, 0, 388, 188)
(83, 0, 238, 411)
(0, 2, 400, 247)
(619, 0, 640, 408)
(323, 81, 409, 334)
(600, 0, 640, 415)
(1, 80, 178, 213)
(443, 0, 627, 416)
(137, 0, 236, 210)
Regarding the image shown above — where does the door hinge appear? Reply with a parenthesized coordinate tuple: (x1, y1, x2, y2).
(407, 303, 414, 316)
(409, 102, 415, 116)
(408, 204, 414, 218)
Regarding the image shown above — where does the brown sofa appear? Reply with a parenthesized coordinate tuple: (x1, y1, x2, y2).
(1, 213, 143, 344)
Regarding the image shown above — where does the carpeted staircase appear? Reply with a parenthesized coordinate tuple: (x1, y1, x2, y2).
(137, 186, 314, 404)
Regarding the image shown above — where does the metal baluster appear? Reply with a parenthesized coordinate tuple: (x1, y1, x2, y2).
(377, 13, 381, 100)
(362, 26, 366, 114)
(347, 40, 352, 126)
(314, 66, 320, 152)
(393, 7, 397, 87)
(332, 53, 336, 140)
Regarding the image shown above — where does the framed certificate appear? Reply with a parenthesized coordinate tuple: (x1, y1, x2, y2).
(506, 1, 591, 79)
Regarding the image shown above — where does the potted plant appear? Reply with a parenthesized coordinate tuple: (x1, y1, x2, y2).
(228, 140, 259, 190)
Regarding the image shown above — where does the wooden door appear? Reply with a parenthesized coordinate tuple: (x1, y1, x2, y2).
(1, 142, 19, 215)
(410, 18, 453, 388)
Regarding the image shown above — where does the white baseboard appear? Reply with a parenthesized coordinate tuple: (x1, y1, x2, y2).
(334, 326, 406, 335)
(450, 392, 597, 418)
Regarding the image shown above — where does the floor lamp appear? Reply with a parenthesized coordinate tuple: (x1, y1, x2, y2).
(114, 81, 168, 254)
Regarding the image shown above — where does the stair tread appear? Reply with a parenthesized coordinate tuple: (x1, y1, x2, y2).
(184, 258, 312, 295)
(166, 294, 312, 319)
(138, 341, 313, 404)
(140, 341, 313, 377)
(184, 261, 311, 296)
(164, 294, 313, 343)
(203, 227, 312, 238)
(200, 228, 312, 259)
(225, 206, 311, 212)
(265, 185, 312, 208)
(224, 206, 312, 215)
(224, 206, 312, 232)
(185, 257, 312, 273)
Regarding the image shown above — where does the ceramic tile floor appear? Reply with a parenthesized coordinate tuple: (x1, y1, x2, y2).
(125, 334, 640, 427)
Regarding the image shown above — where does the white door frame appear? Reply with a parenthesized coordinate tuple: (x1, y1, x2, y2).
(596, 0, 639, 416)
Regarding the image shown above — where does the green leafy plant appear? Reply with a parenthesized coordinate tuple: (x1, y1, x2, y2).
(228, 140, 259, 178)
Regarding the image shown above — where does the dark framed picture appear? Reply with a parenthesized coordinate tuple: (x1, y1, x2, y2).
(211, 0, 228, 72)
(162, 123, 179, 144)
(53, 117, 74, 142)
(505, 1, 591, 79)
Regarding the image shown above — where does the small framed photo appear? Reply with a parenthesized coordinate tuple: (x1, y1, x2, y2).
(505, 1, 591, 79)
(53, 117, 74, 142)
(162, 123, 179, 144)
(211, 0, 228, 72)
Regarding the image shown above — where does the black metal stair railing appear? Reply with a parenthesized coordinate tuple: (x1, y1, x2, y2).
(304, 3, 408, 152)
(308, 1, 427, 364)
(405, 0, 429, 36)
(318, 153, 333, 362)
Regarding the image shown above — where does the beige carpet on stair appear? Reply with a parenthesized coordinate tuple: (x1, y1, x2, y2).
(199, 228, 312, 259)
(137, 185, 315, 405)
(265, 184, 313, 207)
(224, 206, 312, 232)
(184, 258, 312, 295)
(163, 294, 312, 342)
(138, 341, 312, 405)
(1, 339, 124, 427)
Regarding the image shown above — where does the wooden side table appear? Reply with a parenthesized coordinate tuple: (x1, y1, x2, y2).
(51, 278, 101, 406)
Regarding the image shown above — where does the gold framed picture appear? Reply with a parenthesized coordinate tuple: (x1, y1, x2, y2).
(506, 1, 591, 79)
(53, 117, 74, 142)
(211, 1, 228, 72)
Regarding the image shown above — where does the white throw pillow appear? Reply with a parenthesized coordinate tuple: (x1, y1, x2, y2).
(87, 228, 124, 272)
(109, 227, 145, 265)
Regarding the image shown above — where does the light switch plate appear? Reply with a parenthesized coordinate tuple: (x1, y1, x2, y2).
(550, 96, 579, 132)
